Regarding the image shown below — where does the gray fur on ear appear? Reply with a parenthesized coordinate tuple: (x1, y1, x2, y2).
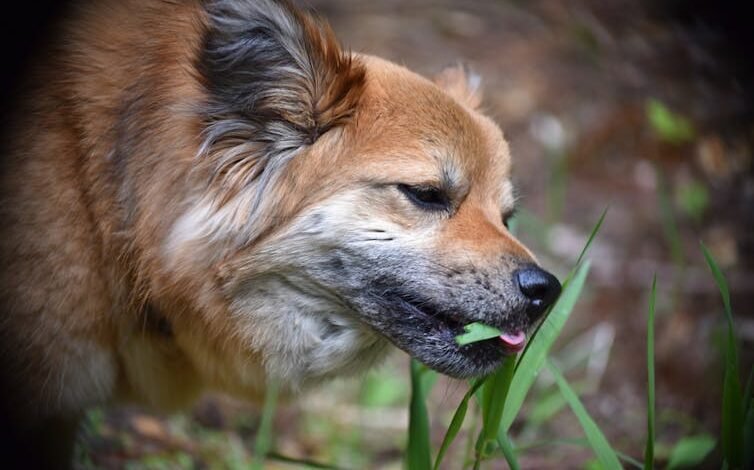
(198, 0, 365, 198)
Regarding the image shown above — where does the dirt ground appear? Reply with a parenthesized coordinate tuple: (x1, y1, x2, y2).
(76, 1, 753, 468)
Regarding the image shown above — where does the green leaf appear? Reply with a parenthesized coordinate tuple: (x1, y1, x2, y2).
(585, 459, 605, 470)
(407, 359, 433, 470)
(575, 206, 609, 269)
(548, 360, 622, 470)
(500, 260, 592, 434)
(497, 431, 521, 470)
(665, 434, 716, 469)
(646, 99, 695, 144)
(644, 275, 657, 470)
(251, 379, 280, 470)
(433, 379, 486, 470)
(455, 322, 502, 346)
(701, 242, 743, 468)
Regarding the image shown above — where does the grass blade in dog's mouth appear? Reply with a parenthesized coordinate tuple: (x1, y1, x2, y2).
(455, 322, 526, 353)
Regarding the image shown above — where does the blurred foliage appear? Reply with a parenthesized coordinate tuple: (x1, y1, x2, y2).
(646, 100, 695, 145)
(665, 434, 716, 470)
(360, 370, 409, 408)
(675, 180, 709, 223)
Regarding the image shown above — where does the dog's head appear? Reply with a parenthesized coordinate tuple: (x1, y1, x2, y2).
(164, 0, 560, 389)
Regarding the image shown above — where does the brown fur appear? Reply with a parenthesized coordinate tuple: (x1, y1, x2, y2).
(0, 1, 553, 466)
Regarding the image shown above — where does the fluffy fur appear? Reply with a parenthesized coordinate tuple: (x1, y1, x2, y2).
(0, 0, 559, 466)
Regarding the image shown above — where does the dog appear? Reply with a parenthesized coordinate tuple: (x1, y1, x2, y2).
(0, 0, 560, 466)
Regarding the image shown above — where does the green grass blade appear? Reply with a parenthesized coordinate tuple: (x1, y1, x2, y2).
(618, 452, 643, 469)
(744, 398, 754, 469)
(526, 387, 569, 426)
(658, 170, 685, 276)
(744, 365, 754, 468)
(421, 368, 439, 401)
(517, 207, 607, 363)
(700, 243, 733, 325)
(721, 325, 743, 469)
(408, 359, 433, 470)
(574, 206, 609, 269)
(473, 356, 517, 465)
(433, 378, 486, 470)
(456, 323, 502, 346)
(701, 243, 743, 468)
(481, 356, 516, 442)
(267, 452, 342, 469)
(500, 260, 592, 434)
(644, 275, 657, 470)
(665, 434, 716, 470)
(497, 431, 521, 470)
(251, 379, 280, 470)
(548, 360, 622, 470)
(743, 365, 753, 419)
(518, 438, 642, 469)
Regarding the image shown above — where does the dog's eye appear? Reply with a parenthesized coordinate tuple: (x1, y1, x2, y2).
(398, 184, 449, 211)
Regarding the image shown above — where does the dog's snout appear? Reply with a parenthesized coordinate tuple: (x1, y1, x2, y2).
(515, 265, 561, 314)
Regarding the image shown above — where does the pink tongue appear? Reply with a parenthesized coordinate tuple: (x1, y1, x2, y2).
(500, 331, 526, 350)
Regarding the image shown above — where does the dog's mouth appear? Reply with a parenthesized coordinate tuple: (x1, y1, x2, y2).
(393, 292, 466, 334)
(361, 289, 529, 378)
(395, 292, 527, 351)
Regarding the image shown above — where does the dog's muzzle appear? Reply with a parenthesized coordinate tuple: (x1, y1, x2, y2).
(514, 264, 562, 318)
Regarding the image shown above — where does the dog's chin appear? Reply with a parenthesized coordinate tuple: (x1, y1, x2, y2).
(356, 290, 527, 379)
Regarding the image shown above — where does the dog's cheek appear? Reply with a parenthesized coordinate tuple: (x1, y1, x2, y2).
(161, 192, 252, 275)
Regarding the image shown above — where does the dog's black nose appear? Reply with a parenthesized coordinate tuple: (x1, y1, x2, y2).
(515, 265, 561, 315)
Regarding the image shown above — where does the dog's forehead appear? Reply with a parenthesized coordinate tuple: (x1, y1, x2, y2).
(353, 55, 512, 197)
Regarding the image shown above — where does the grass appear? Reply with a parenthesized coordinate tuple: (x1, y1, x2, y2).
(456, 323, 508, 346)
(407, 360, 435, 470)
(433, 379, 485, 470)
(701, 243, 748, 469)
(548, 359, 622, 469)
(251, 379, 279, 470)
(423, 211, 604, 469)
(644, 275, 657, 470)
(403, 215, 747, 469)
(500, 259, 592, 435)
(74, 212, 746, 469)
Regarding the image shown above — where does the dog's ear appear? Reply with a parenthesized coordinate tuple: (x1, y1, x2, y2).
(434, 64, 483, 110)
(199, 0, 365, 164)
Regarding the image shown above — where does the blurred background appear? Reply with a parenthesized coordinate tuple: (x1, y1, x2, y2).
(4, 0, 752, 468)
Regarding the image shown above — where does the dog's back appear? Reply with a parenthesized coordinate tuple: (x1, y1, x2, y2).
(0, 1, 209, 465)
